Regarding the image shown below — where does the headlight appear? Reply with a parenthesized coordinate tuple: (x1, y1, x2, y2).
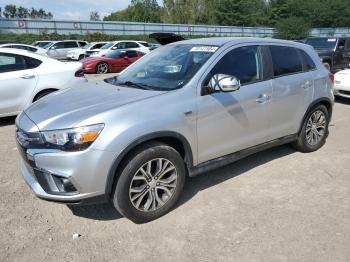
(41, 124, 104, 151)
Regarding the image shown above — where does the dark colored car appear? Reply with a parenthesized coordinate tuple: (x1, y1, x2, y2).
(81, 50, 144, 74)
(305, 37, 350, 72)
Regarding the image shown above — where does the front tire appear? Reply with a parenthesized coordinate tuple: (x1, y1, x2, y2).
(112, 142, 186, 223)
(96, 62, 109, 74)
(292, 104, 330, 152)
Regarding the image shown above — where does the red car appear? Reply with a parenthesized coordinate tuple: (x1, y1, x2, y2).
(81, 50, 144, 74)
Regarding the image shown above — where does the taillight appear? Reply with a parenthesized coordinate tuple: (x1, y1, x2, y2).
(75, 70, 84, 78)
(329, 73, 334, 83)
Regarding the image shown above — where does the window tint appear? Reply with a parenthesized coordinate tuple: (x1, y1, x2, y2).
(115, 42, 127, 49)
(300, 50, 316, 71)
(24, 56, 42, 69)
(51, 42, 65, 49)
(126, 50, 138, 58)
(0, 53, 26, 73)
(79, 41, 87, 47)
(126, 42, 139, 48)
(337, 39, 346, 50)
(206, 46, 262, 85)
(270, 46, 303, 77)
(64, 41, 78, 48)
(92, 43, 104, 49)
(345, 39, 350, 51)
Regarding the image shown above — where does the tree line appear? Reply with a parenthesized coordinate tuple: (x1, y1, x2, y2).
(0, 4, 53, 19)
(104, 0, 350, 39)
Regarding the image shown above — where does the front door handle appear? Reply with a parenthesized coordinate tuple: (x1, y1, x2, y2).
(256, 94, 270, 104)
(301, 80, 312, 89)
(20, 74, 35, 79)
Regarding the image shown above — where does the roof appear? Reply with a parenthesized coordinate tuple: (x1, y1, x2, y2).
(172, 37, 310, 48)
(0, 48, 57, 61)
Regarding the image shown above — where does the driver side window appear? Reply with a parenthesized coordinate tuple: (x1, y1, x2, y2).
(205, 46, 263, 85)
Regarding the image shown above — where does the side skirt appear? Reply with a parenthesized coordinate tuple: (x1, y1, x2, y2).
(189, 134, 297, 177)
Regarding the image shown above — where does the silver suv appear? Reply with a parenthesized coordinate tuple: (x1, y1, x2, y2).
(16, 38, 334, 223)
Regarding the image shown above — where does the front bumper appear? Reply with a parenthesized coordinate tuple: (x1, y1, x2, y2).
(334, 83, 350, 98)
(66, 53, 80, 61)
(16, 127, 115, 205)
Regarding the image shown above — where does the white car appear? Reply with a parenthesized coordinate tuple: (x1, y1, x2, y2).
(91, 41, 150, 57)
(334, 69, 350, 98)
(0, 48, 87, 117)
(0, 43, 48, 56)
(66, 42, 108, 61)
(32, 41, 54, 48)
(44, 40, 89, 60)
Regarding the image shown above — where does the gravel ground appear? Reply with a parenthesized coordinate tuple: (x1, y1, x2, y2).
(0, 98, 349, 262)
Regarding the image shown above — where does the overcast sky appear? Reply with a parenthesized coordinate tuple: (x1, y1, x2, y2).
(0, 0, 162, 20)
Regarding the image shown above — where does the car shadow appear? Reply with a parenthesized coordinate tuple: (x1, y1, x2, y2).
(0, 116, 16, 127)
(68, 144, 295, 221)
(335, 96, 350, 105)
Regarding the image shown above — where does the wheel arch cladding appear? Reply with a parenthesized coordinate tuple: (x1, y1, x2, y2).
(105, 131, 194, 196)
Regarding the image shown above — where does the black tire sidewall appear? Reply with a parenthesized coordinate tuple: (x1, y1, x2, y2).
(299, 105, 330, 152)
(113, 143, 186, 223)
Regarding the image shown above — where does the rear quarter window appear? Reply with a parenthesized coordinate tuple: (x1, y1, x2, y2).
(269, 46, 303, 77)
(299, 50, 316, 71)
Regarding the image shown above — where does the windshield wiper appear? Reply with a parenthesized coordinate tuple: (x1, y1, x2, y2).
(119, 81, 153, 90)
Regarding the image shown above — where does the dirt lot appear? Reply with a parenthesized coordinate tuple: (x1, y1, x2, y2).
(1, 98, 350, 262)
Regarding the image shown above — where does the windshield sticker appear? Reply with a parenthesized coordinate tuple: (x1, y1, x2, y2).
(327, 39, 336, 42)
(190, 46, 218, 52)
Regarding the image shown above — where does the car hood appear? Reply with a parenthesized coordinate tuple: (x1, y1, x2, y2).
(24, 80, 166, 131)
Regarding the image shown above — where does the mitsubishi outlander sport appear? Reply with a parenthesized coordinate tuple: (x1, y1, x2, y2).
(16, 38, 334, 223)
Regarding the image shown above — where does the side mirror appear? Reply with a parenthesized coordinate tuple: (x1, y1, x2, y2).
(208, 74, 241, 93)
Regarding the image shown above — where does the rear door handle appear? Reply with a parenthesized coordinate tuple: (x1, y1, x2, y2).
(301, 80, 312, 89)
(256, 94, 270, 104)
(20, 74, 35, 79)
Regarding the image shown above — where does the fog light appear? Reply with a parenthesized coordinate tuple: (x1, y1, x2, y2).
(52, 175, 77, 193)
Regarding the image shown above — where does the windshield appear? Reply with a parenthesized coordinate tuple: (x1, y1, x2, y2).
(83, 43, 94, 50)
(35, 42, 52, 48)
(101, 42, 114, 49)
(107, 44, 218, 91)
(306, 38, 338, 49)
(105, 50, 125, 59)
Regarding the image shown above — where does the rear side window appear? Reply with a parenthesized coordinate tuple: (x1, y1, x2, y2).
(126, 51, 138, 58)
(126, 42, 139, 48)
(24, 56, 42, 69)
(300, 50, 316, 71)
(206, 46, 263, 85)
(0, 53, 26, 73)
(270, 46, 303, 77)
(64, 41, 78, 48)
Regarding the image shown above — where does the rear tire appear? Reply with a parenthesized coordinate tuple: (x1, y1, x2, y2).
(112, 142, 186, 223)
(292, 104, 330, 153)
(78, 54, 85, 60)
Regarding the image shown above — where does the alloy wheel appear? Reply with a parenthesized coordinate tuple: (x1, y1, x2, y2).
(96, 63, 108, 74)
(129, 158, 178, 212)
(306, 110, 327, 146)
